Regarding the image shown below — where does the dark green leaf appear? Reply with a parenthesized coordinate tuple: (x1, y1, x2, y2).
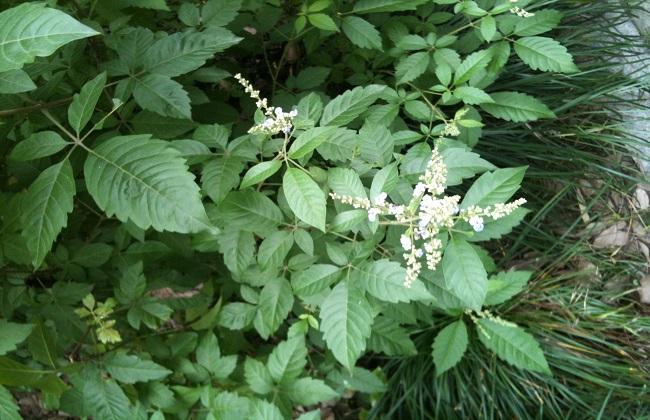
(442, 237, 487, 310)
(10, 131, 69, 162)
(21, 160, 76, 267)
(432, 320, 468, 375)
(0, 3, 98, 72)
(283, 168, 326, 231)
(105, 353, 171, 384)
(254, 277, 294, 339)
(84, 135, 213, 233)
(320, 282, 374, 369)
(68, 72, 107, 136)
(0, 69, 36, 94)
(477, 318, 551, 374)
(0, 321, 33, 356)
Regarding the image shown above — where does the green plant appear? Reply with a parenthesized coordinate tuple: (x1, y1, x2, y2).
(0, 0, 598, 418)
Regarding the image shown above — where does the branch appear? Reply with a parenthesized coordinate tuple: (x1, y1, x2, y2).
(0, 97, 72, 117)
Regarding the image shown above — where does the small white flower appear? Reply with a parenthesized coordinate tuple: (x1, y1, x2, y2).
(275, 107, 284, 117)
(400, 234, 412, 251)
(413, 182, 426, 197)
(289, 109, 298, 117)
(387, 205, 399, 214)
(367, 208, 379, 222)
(469, 216, 484, 232)
(374, 192, 388, 205)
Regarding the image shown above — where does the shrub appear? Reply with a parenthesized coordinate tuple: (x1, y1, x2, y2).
(0, 0, 601, 418)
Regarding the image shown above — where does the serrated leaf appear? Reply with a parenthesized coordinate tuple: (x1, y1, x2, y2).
(68, 72, 107, 136)
(295, 66, 330, 90)
(367, 316, 417, 356)
(514, 10, 563, 36)
(254, 277, 294, 339)
(257, 230, 294, 270)
(353, 0, 428, 13)
(196, 333, 221, 371)
(293, 228, 314, 255)
(0, 321, 33, 356)
(396, 52, 430, 84)
(454, 86, 494, 105)
(353, 260, 432, 303)
(291, 264, 340, 297)
(321, 85, 385, 127)
(0, 69, 36, 94)
(217, 191, 284, 233)
(218, 229, 255, 274)
(360, 124, 394, 167)
(105, 353, 171, 384)
(211, 391, 251, 419)
(202, 157, 244, 204)
(0, 356, 65, 393)
(328, 167, 367, 199)
(283, 168, 326, 231)
(477, 319, 551, 374)
(202, 0, 241, 27)
(10, 131, 69, 162)
(480, 15, 496, 41)
(316, 128, 359, 161)
(320, 282, 374, 369)
(250, 399, 283, 420)
(332, 367, 386, 393)
(0, 385, 20, 420)
(288, 127, 338, 159)
(485, 271, 532, 306)
(396, 34, 428, 50)
(0, 3, 98, 72)
(461, 167, 526, 209)
(308, 13, 339, 31)
(84, 135, 212, 233)
(244, 358, 274, 394)
(27, 322, 57, 368)
(240, 161, 282, 189)
(267, 336, 307, 383)
(133, 74, 191, 119)
(480, 91, 555, 122)
(370, 163, 399, 200)
(342, 16, 382, 50)
(83, 377, 132, 420)
(442, 147, 493, 186)
(454, 50, 492, 85)
(286, 377, 338, 405)
(514, 36, 578, 73)
(72, 243, 113, 267)
(432, 320, 468, 375)
(218, 302, 256, 330)
(21, 160, 76, 268)
(442, 237, 487, 311)
(142, 28, 241, 77)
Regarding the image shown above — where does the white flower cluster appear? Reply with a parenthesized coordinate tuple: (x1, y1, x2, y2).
(234, 73, 297, 135)
(508, 0, 535, 17)
(330, 146, 528, 288)
(460, 198, 527, 233)
(329, 191, 405, 222)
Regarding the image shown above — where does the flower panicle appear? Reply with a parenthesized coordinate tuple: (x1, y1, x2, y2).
(510, 6, 535, 17)
(234, 73, 297, 135)
(330, 146, 527, 287)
